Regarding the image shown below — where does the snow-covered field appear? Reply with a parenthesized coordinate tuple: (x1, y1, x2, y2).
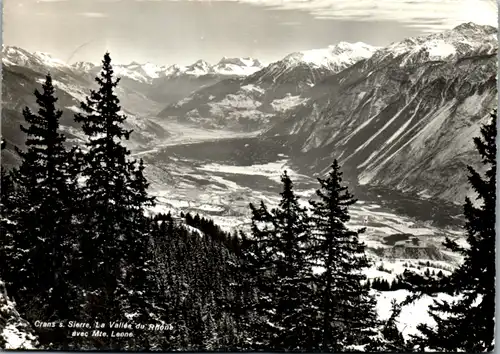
(271, 95, 307, 112)
(199, 160, 308, 184)
(142, 148, 464, 259)
(132, 120, 263, 157)
(375, 289, 455, 340)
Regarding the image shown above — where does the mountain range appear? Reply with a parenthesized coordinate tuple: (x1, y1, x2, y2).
(270, 22, 498, 204)
(1, 22, 497, 205)
(157, 41, 379, 130)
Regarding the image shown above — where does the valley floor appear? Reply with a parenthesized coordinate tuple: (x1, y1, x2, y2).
(128, 120, 467, 342)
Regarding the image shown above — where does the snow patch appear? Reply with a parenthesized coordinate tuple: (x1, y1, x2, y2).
(284, 41, 379, 70)
(426, 40, 457, 60)
(375, 290, 456, 340)
(271, 95, 308, 112)
(199, 160, 306, 183)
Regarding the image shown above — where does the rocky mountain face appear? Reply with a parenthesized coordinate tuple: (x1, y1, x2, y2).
(265, 23, 497, 204)
(157, 42, 378, 131)
(1, 46, 169, 167)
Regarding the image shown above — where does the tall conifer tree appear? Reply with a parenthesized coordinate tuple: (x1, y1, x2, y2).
(238, 172, 314, 350)
(308, 160, 379, 351)
(416, 109, 496, 352)
(234, 201, 276, 349)
(0, 139, 15, 296)
(4, 75, 80, 347)
(268, 171, 315, 350)
(73, 53, 156, 349)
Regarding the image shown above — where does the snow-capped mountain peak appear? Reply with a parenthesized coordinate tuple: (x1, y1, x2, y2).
(2, 45, 30, 66)
(165, 64, 184, 76)
(124, 61, 167, 79)
(216, 56, 261, 67)
(244, 41, 379, 89)
(193, 59, 210, 67)
(94, 61, 169, 83)
(32, 52, 67, 68)
(3, 45, 266, 82)
(141, 62, 167, 79)
(163, 57, 264, 78)
(372, 22, 497, 66)
(185, 59, 212, 75)
(2, 45, 70, 70)
(212, 56, 264, 76)
(282, 41, 379, 70)
(453, 21, 494, 34)
(71, 61, 96, 72)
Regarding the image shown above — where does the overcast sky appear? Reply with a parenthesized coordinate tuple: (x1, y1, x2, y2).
(3, 0, 498, 66)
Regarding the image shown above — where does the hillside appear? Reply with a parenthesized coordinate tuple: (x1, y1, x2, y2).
(266, 23, 497, 204)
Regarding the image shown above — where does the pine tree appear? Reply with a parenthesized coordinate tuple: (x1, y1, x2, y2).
(73, 53, 157, 349)
(267, 171, 315, 350)
(0, 138, 13, 215)
(416, 109, 496, 352)
(233, 202, 276, 350)
(236, 172, 315, 350)
(4, 75, 80, 347)
(0, 138, 15, 296)
(308, 160, 379, 351)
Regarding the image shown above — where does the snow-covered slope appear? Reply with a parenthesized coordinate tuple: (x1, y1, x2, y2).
(0, 280, 38, 349)
(371, 22, 497, 66)
(112, 62, 165, 84)
(266, 22, 497, 204)
(281, 41, 379, 74)
(2, 46, 71, 73)
(158, 41, 378, 131)
(375, 289, 456, 341)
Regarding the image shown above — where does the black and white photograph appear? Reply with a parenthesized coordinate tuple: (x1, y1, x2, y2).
(0, 0, 497, 351)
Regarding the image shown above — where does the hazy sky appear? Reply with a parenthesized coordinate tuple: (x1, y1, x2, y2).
(3, 0, 498, 66)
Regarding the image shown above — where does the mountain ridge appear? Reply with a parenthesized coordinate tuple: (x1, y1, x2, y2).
(265, 22, 497, 204)
(157, 41, 379, 130)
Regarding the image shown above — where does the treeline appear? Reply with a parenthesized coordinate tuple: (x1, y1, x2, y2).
(368, 269, 444, 291)
(183, 211, 240, 251)
(153, 211, 239, 252)
(146, 216, 239, 350)
(0, 52, 495, 352)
